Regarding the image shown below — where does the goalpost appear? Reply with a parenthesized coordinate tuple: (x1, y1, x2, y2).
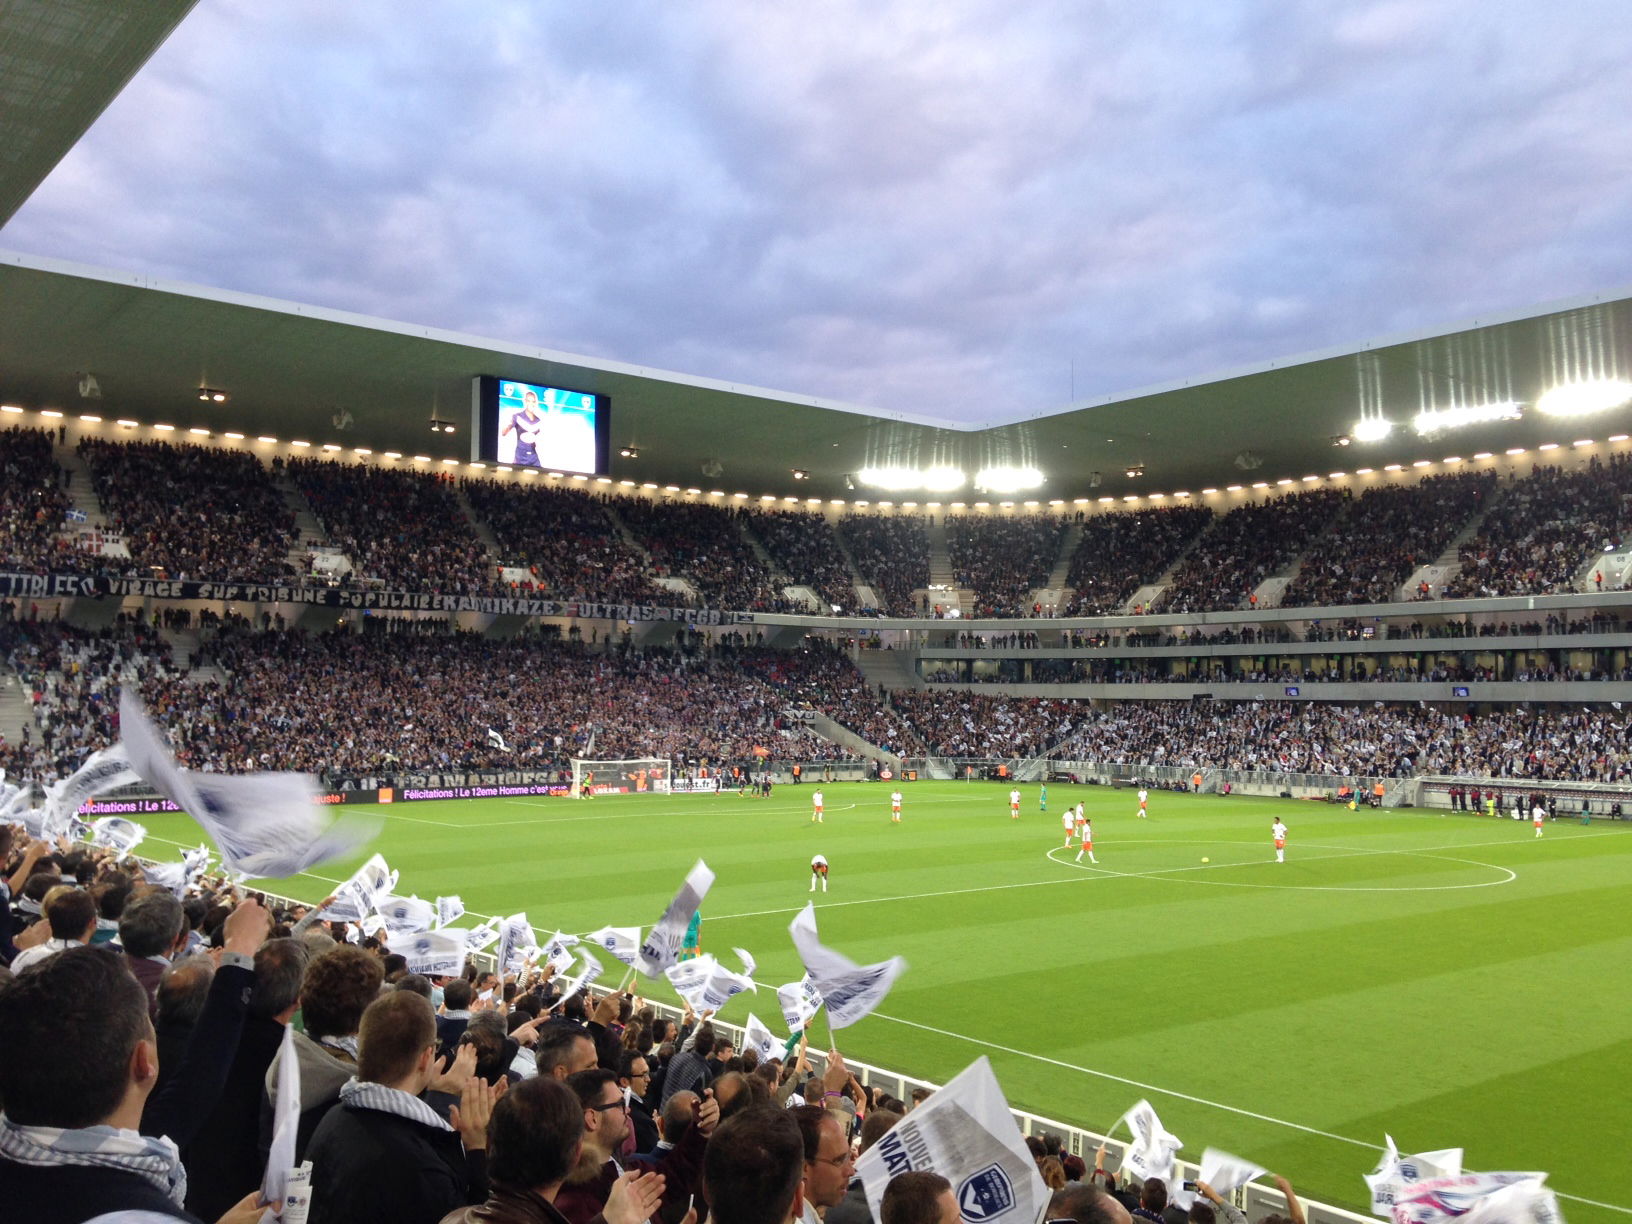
(570, 758, 671, 798)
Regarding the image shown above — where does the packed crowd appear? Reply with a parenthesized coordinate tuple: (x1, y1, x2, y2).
(0, 619, 179, 785)
(1064, 505, 1213, 615)
(78, 440, 298, 583)
(462, 480, 667, 605)
(834, 516, 929, 617)
(1282, 471, 1494, 607)
(944, 514, 1066, 616)
(1058, 699, 1632, 780)
(888, 691, 1084, 759)
(1157, 490, 1345, 613)
(614, 500, 790, 612)
(727, 640, 919, 756)
(747, 511, 857, 613)
(288, 460, 498, 595)
(0, 825, 1328, 1224)
(0, 427, 72, 576)
(1444, 457, 1632, 598)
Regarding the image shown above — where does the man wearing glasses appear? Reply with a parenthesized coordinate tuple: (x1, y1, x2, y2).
(791, 1102, 856, 1224)
(619, 1051, 659, 1152)
(556, 1068, 718, 1224)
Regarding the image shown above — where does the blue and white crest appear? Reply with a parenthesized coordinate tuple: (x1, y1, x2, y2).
(958, 1163, 1017, 1221)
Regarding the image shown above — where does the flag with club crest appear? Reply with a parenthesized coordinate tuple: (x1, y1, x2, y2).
(743, 1013, 780, 1062)
(636, 860, 713, 976)
(777, 975, 824, 1032)
(1392, 1173, 1556, 1224)
(318, 854, 398, 923)
(1115, 1099, 1183, 1184)
(434, 895, 465, 927)
(401, 928, 470, 977)
(86, 815, 146, 855)
(1365, 1134, 1465, 1214)
(586, 925, 643, 967)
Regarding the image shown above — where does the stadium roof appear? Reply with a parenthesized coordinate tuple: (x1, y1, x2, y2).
(2, 1, 1631, 504)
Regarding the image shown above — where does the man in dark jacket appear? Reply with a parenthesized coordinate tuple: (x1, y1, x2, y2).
(441, 1077, 662, 1224)
(306, 990, 501, 1224)
(0, 901, 270, 1224)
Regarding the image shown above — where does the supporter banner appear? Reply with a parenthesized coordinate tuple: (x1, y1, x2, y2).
(0, 570, 756, 623)
(402, 929, 470, 978)
(856, 1055, 1047, 1224)
(1366, 1135, 1465, 1215)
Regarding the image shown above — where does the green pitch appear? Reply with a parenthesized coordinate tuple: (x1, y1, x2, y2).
(137, 781, 1632, 1223)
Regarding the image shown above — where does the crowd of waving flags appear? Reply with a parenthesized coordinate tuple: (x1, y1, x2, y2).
(6, 693, 1566, 1224)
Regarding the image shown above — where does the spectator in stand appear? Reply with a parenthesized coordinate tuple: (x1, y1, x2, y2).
(464, 479, 669, 606)
(836, 515, 929, 616)
(1283, 472, 1492, 607)
(266, 943, 384, 1162)
(946, 514, 1067, 617)
(305, 991, 502, 1224)
(1160, 489, 1344, 613)
(0, 426, 72, 576)
(1065, 506, 1213, 615)
(79, 439, 297, 583)
(701, 1104, 806, 1224)
(290, 459, 499, 596)
(440, 1076, 663, 1224)
(122, 889, 189, 1019)
(8, 882, 96, 973)
(881, 1170, 961, 1224)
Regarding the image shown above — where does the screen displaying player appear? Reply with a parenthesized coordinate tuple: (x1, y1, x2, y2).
(495, 379, 599, 473)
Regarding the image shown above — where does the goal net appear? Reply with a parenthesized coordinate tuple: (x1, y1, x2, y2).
(570, 758, 671, 797)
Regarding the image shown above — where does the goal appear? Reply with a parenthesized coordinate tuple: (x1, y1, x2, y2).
(570, 758, 671, 798)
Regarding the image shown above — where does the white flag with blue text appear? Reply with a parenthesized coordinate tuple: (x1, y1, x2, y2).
(789, 903, 905, 1029)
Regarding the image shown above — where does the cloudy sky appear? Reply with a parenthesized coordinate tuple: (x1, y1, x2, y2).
(5, 0, 1631, 425)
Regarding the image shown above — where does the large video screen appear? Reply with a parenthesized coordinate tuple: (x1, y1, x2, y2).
(472, 376, 609, 475)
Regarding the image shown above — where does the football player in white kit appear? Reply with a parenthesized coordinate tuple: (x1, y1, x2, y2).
(890, 790, 903, 823)
(1009, 788, 1021, 820)
(1061, 804, 1076, 846)
(1137, 787, 1149, 818)
(1074, 815, 1097, 864)
(810, 853, 829, 891)
(1532, 803, 1546, 837)
(811, 789, 824, 823)
(1272, 818, 1288, 862)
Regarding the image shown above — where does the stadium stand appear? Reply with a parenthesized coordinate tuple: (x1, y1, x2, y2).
(1281, 470, 1495, 607)
(288, 459, 497, 595)
(614, 498, 789, 611)
(1062, 505, 1212, 615)
(945, 514, 1067, 617)
(744, 509, 857, 613)
(835, 514, 930, 616)
(461, 479, 668, 604)
(1157, 488, 1345, 612)
(1443, 457, 1632, 598)
(0, 426, 71, 575)
(78, 439, 297, 584)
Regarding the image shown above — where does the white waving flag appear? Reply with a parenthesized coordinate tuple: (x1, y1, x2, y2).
(637, 860, 714, 977)
(788, 903, 906, 1029)
(856, 1056, 1046, 1224)
(743, 1012, 780, 1062)
(586, 925, 643, 967)
(40, 745, 141, 838)
(1116, 1099, 1183, 1184)
(263, 1022, 301, 1218)
(119, 690, 378, 878)
(733, 946, 757, 978)
(665, 953, 757, 1013)
(495, 912, 534, 975)
(1392, 1173, 1555, 1224)
(87, 816, 146, 855)
(318, 854, 398, 923)
(375, 894, 437, 936)
(1197, 1148, 1267, 1196)
(486, 728, 512, 752)
(461, 919, 500, 952)
(402, 929, 470, 977)
(555, 949, 605, 1010)
(434, 895, 465, 928)
(1365, 1134, 1465, 1214)
(777, 975, 825, 1032)
(141, 859, 190, 896)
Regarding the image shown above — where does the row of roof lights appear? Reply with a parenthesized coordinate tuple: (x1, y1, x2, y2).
(3, 402, 1631, 506)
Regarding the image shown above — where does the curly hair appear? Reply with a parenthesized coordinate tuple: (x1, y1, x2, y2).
(300, 944, 385, 1039)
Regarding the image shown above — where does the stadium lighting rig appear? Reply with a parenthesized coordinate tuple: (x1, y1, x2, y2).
(618, 446, 640, 458)
(197, 386, 228, 403)
(1535, 378, 1632, 418)
(428, 416, 456, 434)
